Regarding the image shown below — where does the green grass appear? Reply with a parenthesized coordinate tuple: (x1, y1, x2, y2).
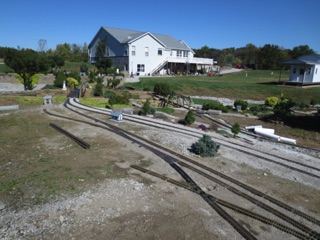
(125, 70, 320, 103)
(0, 63, 13, 73)
(156, 107, 175, 114)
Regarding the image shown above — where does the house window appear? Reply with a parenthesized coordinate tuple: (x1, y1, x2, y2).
(124, 50, 128, 56)
(132, 46, 136, 56)
(137, 64, 145, 72)
(293, 67, 296, 74)
(183, 51, 188, 57)
(307, 67, 311, 75)
(300, 68, 305, 75)
(106, 47, 109, 56)
(177, 50, 182, 57)
(158, 49, 162, 56)
(145, 47, 149, 57)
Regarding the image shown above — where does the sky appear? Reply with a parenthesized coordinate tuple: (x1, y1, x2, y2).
(1, 0, 319, 53)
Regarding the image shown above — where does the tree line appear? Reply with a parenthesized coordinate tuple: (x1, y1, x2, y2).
(193, 44, 316, 70)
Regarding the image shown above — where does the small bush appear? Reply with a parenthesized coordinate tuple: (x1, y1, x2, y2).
(202, 100, 228, 113)
(184, 110, 195, 125)
(190, 134, 220, 157)
(234, 99, 248, 111)
(265, 96, 279, 107)
(108, 94, 130, 106)
(153, 82, 174, 96)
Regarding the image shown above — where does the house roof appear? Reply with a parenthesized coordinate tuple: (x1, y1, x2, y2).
(283, 54, 320, 65)
(92, 26, 191, 51)
(110, 110, 122, 117)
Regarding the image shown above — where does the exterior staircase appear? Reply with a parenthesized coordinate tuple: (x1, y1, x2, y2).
(150, 59, 168, 75)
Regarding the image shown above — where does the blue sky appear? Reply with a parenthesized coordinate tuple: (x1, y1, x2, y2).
(1, 0, 319, 53)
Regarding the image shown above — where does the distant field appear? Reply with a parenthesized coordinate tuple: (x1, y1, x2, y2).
(125, 70, 320, 103)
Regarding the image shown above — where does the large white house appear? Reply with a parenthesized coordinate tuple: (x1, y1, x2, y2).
(283, 54, 320, 85)
(88, 26, 215, 76)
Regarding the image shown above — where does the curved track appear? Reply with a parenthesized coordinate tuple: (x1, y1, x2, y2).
(68, 98, 320, 180)
(43, 99, 320, 239)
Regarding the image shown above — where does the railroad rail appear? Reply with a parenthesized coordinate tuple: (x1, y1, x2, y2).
(131, 165, 316, 240)
(43, 103, 320, 239)
(68, 98, 320, 180)
(49, 122, 90, 149)
(73, 97, 320, 157)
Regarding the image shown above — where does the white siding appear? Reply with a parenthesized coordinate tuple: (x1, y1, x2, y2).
(289, 64, 320, 83)
(128, 35, 167, 75)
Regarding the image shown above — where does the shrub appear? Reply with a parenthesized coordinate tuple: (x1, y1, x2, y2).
(265, 96, 279, 107)
(80, 62, 89, 73)
(310, 99, 317, 106)
(108, 94, 129, 106)
(190, 134, 220, 157)
(140, 99, 151, 115)
(273, 98, 295, 119)
(202, 100, 228, 113)
(54, 72, 66, 87)
(66, 77, 79, 87)
(93, 77, 104, 96)
(234, 99, 248, 111)
(184, 110, 195, 125)
(153, 82, 174, 96)
(104, 91, 115, 98)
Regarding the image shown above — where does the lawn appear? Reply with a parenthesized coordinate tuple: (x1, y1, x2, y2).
(124, 70, 320, 104)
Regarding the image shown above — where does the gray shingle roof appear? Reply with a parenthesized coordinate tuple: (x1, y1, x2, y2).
(102, 26, 190, 50)
(283, 54, 320, 65)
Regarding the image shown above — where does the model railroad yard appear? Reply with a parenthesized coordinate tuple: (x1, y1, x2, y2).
(1, 73, 320, 239)
(0, 99, 319, 239)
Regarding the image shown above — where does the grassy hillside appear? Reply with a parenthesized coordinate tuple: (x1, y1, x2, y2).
(125, 70, 320, 103)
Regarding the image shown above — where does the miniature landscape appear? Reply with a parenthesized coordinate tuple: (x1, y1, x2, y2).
(1, 71, 320, 239)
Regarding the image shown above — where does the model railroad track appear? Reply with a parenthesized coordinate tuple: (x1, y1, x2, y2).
(44, 105, 320, 239)
(45, 110, 257, 239)
(131, 165, 316, 240)
(68, 98, 320, 180)
(49, 122, 90, 149)
(72, 97, 320, 157)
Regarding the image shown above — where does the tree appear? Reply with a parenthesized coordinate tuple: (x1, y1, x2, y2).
(80, 62, 89, 73)
(231, 123, 241, 137)
(96, 58, 112, 74)
(96, 39, 106, 60)
(256, 44, 285, 70)
(191, 134, 220, 157)
(141, 99, 151, 115)
(290, 45, 315, 59)
(54, 71, 66, 87)
(48, 55, 65, 72)
(184, 110, 195, 125)
(93, 77, 104, 96)
(4, 48, 50, 90)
